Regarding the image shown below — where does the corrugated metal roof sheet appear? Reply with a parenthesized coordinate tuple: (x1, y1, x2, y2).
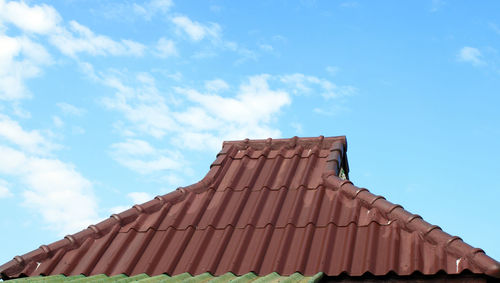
(1, 136, 499, 280)
(6, 272, 324, 282)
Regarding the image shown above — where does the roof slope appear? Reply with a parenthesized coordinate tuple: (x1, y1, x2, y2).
(1, 136, 499, 280)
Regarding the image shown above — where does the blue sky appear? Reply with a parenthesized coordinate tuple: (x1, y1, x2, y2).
(0, 0, 499, 266)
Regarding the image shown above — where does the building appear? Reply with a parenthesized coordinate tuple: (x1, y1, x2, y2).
(1, 136, 499, 282)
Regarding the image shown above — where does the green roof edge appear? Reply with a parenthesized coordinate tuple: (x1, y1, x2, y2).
(4, 272, 324, 282)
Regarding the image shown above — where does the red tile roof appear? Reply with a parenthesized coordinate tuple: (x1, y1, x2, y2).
(1, 136, 499, 280)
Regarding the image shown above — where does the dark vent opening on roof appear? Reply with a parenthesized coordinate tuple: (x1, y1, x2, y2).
(339, 149, 349, 180)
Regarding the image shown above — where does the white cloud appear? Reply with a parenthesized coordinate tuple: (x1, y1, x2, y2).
(0, 35, 52, 101)
(205, 79, 229, 92)
(111, 138, 155, 156)
(0, 114, 57, 154)
(168, 75, 291, 150)
(52, 115, 64, 128)
(223, 41, 258, 64)
(0, 0, 61, 34)
(100, 72, 353, 177)
(0, 2, 147, 59)
(313, 104, 349, 116)
(101, 72, 351, 151)
(109, 205, 130, 214)
(128, 191, 152, 204)
(0, 1, 146, 102)
(0, 145, 99, 234)
(458, 46, 484, 66)
(290, 122, 303, 134)
(280, 73, 356, 99)
(326, 66, 340, 76)
(22, 157, 98, 234)
(155, 37, 177, 58)
(172, 15, 221, 41)
(177, 75, 290, 127)
(110, 139, 184, 175)
(313, 107, 335, 116)
(57, 102, 85, 116)
(49, 21, 146, 57)
(96, 0, 173, 22)
(259, 44, 273, 52)
(100, 73, 290, 154)
(0, 113, 98, 233)
(0, 179, 13, 198)
(148, 0, 173, 13)
(101, 74, 179, 138)
(133, 0, 173, 20)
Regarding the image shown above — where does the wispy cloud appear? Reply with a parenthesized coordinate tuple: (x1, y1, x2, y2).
(259, 44, 273, 52)
(110, 139, 184, 175)
(100, 73, 290, 152)
(0, 1, 146, 103)
(100, 71, 353, 153)
(0, 126, 98, 234)
(0, 35, 52, 101)
(0, 114, 58, 154)
(290, 122, 303, 134)
(171, 15, 221, 42)
(326, 66, 340, 76)
(128, 191, 153, 204)
(154, 37, 178, 58)
(172, 75, 291, 148)
(91, 0, 173, 22)
(101, 73, 179, 138)
(50, 21, 145, 57)
(280, 73, 357, 99)
(457, 46, 484, 66)
(133, 0, 173, 20)
(52, 115, 64, 128)
(0, 1, 144, 58)
(0, 179, 13, 198)
(205, 79, 229, 92)
(57, 102, 85, 116)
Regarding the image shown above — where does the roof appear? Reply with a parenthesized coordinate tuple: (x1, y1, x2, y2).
(1, 136, 499, 280)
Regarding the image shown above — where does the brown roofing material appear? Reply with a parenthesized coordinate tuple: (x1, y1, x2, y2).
(1, 136, 499, 280)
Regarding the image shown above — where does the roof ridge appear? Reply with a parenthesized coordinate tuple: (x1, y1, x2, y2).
(321, 173, 500, 278)
(223, 136, 346, 150)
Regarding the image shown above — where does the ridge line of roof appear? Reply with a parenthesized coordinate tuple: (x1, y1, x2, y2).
(223, 136, 346, 150)
(322, 174, 500, 278)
